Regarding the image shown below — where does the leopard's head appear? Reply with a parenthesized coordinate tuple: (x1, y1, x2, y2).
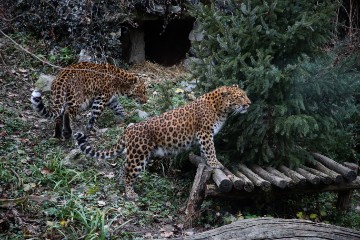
(129, 78, 147, 104)
(220, 85, 251, 114)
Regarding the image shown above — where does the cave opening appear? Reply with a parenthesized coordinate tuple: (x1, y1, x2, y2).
(143, 19, 194, 66)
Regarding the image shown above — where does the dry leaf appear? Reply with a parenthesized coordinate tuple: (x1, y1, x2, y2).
(41, 168, 51, 175)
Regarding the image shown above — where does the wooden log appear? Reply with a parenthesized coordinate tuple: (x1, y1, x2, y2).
(278, 165, 306, 185)
(265, 167, 294, 188)
(188, 153, 232, 192)
(223, 167, 244, 190)
(212, 169, 232, 192)
(189, 152, 205, 166)
(205, 177, 360, 198)
(337, 162, 358, 212)
(251, 165, 287, 189)
(337, 190, 353, 212)
(312, 153, 357, 181)
(302, 165, 332, 184)
(233, 169, 254, 192)
(296, 167, 321, 184)
(185, 163, 212, 222)
(314, 161, 343, 183)
(237, 164, 271, 191)
(343, 162, 359, 173)
(179, 217, 360, 240)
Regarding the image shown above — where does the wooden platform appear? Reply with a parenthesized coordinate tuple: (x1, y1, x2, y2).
(185, 153, 360, 220)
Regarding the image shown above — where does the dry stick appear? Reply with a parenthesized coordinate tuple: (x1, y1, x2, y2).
(296, 167, 321, 185)
(265, 167, 294, 188)
(237, 164, 271, 191)
(302, 165, 332, 184)
(251, 165, 287, 189)
(314, 161, 343, 183)
(312, 153, 357, 181)
(278, 165, 307, 185)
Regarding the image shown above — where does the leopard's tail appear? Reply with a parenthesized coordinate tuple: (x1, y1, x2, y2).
(74, 132, 126, 160)
(30, 90, 62, 120)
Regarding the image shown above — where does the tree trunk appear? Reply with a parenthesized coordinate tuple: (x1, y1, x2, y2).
(179, 217, 360, 240)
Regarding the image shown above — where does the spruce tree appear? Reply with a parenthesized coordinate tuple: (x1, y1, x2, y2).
(189, 0, 359, 166)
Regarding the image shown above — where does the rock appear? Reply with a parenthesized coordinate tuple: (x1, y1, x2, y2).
(34, 74, 55, 92)
(78, 49, 93, 62)
(180, 80, 197, 93)
(134, 109, 149, 119)
(63, 149, 82, 166)
(169, 6, 181, 14)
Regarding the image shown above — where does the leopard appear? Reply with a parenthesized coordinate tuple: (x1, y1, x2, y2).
(74, 85, 251, 200)
(30, 62, 147, 139)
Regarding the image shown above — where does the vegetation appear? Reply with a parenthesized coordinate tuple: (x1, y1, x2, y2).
(0, 0, 359, 238)
(189, 0, 360, 167)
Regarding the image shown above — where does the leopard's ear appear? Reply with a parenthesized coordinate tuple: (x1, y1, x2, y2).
(232, 84, 239, 88)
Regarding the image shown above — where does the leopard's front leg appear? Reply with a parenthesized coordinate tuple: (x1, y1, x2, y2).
(197, 131, 224, 169)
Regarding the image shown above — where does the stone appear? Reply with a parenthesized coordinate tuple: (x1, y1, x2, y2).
(34, 74, 55, 92)
(134, 109, 149, 119)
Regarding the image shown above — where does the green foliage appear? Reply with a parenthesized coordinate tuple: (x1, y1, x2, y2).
(190, 0, 359, 166)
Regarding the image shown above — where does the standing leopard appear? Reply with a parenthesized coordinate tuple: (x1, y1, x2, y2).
(30, 62, 147, 139)
(74, 85, 251, 200)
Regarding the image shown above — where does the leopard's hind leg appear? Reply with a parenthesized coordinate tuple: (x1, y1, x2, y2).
(107, 96, 127, 122)
(123, 137, 153, 200)
(86, 95, 108, 132)
(62, 111, 72, 139)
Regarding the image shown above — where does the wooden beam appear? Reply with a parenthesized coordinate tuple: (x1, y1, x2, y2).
(185, 163, 212, 223)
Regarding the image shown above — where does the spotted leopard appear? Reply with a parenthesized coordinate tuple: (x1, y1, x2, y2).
(75, 85, 251, 200)
(30, 62, 147, 139)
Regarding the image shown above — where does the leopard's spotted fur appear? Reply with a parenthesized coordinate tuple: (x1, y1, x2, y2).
(75, 85, 251, 200)
(30, 62, 147, 139)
